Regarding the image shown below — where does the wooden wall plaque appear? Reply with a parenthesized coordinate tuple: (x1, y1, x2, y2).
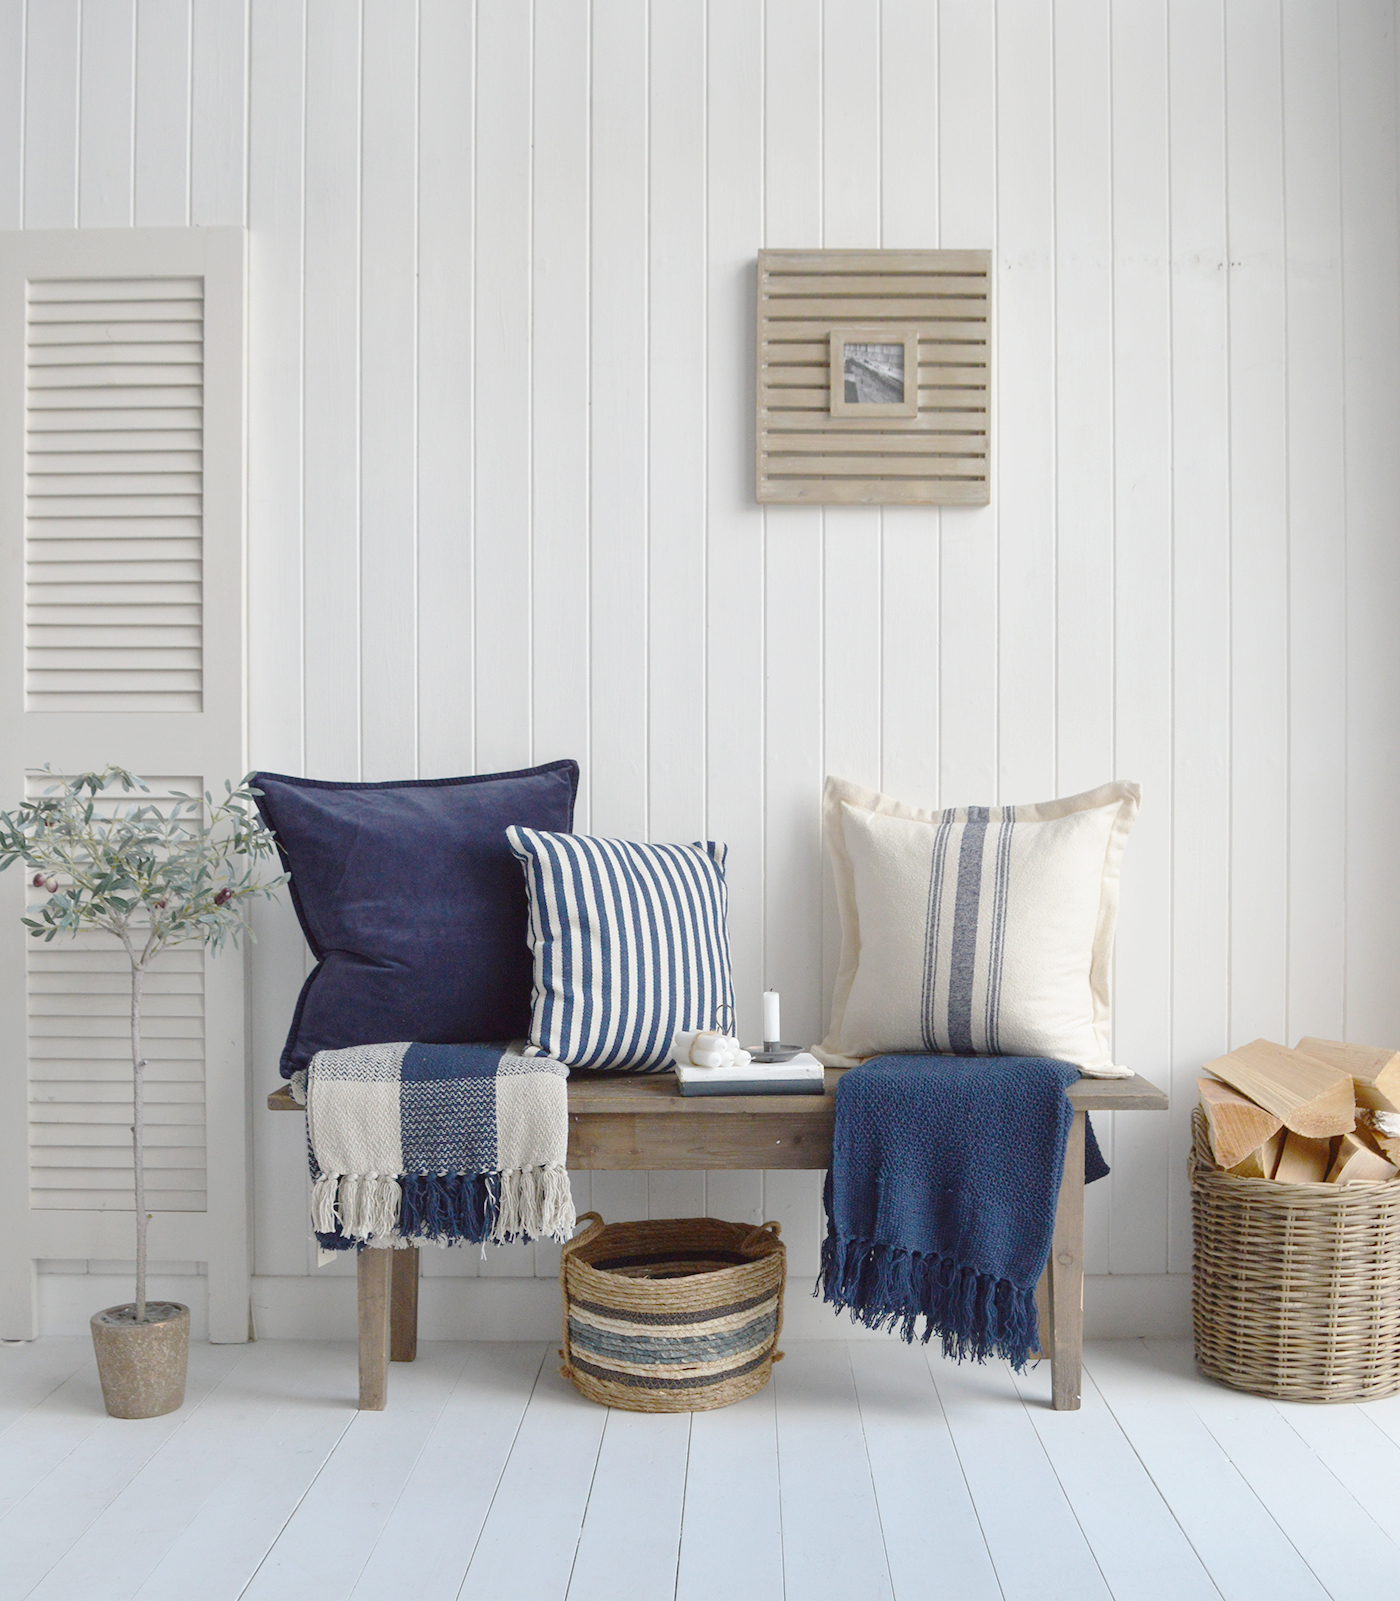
(755, 248, 991, 506)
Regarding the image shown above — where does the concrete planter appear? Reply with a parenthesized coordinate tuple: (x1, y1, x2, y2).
(90, 1302, 190, 1418)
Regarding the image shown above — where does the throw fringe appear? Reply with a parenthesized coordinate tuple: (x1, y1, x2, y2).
(311, 1165, 576, 1251)
(315, 1172, 403, 1242)
(817, 1229, 1039, 1371)
(400, 1171, 496, 1244)
(311, 1173, 339, 1235)
(492, 1163, 576, 1245)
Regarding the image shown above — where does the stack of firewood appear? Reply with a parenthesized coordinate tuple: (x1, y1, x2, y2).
(1197, 1038, 1400, 1183)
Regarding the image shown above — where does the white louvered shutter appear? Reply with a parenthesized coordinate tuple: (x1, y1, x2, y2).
(0, 229, 248, 1341)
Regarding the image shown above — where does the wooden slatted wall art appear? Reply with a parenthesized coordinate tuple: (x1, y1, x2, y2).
(0, 229, 248, 1341)
(755, 249, 992, 505)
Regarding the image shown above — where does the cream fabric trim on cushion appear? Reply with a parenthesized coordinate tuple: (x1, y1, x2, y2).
(814, 777, 1140, 1078)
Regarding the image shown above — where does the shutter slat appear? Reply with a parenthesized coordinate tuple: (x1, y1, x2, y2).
(27, 344, 204, 366)
(28, 538, 202, 562)
(28, 607, 203, 629)
(28, 433, 203, 454)
(27, 517, 202, 539)
(29, 559, 201, 582)
(28, 497, 203, 518)
(27, 452, 203, 473)
(28, 473, 203, 496)
(27, 583, 202, 606)
(30, 1121, 205, 1143)
(27, 276, 204, 301)
(28, 366, 203, 389)
(26, 302, 203, 323)
(27, 388, 204, 409)
(28, 410, 203, 433)
(28, 326, 202, 347)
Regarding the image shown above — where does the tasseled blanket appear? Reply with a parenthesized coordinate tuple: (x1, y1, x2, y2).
(817, 1054, 1108, 1369)
(302, 1042, 575, 1253)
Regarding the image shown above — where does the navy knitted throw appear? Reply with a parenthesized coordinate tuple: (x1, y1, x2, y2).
(818, 1054, 1108, 1369)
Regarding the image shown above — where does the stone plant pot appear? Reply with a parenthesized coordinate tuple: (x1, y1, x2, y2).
(90, 1302, 190, 1419)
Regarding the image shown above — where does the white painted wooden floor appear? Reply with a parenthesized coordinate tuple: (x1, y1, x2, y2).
(2, 1336, 1397, 1601)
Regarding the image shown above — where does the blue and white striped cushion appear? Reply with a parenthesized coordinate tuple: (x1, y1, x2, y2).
(506, 830, 735, 1073)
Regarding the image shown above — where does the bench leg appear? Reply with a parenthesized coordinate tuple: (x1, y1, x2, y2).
(391, 1245, 419, 1363)
(1049, 1111, 1086, 1411)
(357, 1248, 392, 1410)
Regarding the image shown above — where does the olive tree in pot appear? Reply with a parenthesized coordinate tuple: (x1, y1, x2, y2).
(0, 770, 284, 1418)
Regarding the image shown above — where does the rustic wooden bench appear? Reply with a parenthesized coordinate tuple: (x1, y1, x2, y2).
(269, 1067, 1167, 1412)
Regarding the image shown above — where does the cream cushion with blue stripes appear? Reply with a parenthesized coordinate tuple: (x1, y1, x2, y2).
(506, 829, 735, 1073)
(815, 777, 1140, 1078)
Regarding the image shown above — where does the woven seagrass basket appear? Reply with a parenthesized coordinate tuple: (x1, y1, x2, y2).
(559, 1212, 785, 1412)
(1190, 1107, 1400, 1402)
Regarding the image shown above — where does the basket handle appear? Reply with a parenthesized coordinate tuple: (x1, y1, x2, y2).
(740, 1220, 783, 1252)
(561, 1210, 606, 1257)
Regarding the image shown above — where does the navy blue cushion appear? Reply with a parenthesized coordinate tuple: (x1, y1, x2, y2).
(253, 762, 579, 1077)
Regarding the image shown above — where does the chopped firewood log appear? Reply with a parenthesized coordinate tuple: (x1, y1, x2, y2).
(1273, 1131, 1333, 1184)
(1370, 1130, 1400, 1166)
(1296, 1037, 1400, 1115)
(1201, 1039, 1355, 1139)
(1348, 1118, 1389, 1157)
(1198, 1077, 1284, 1170)
(1326, 1133, 1399, 1185)
(1228, 1129, 1284, 1180)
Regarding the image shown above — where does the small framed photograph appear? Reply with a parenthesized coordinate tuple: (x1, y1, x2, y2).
(828, 326, 920, 419)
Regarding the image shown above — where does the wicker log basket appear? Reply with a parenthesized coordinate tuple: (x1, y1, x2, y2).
(559, 1212, 786, 1413)
(1190, 1107, 1400, 1402)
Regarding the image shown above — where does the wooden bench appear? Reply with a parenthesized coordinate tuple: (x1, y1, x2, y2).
(269, 1068, 1167, 1412)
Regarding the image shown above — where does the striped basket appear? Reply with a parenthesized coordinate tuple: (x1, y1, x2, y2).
(559, 1212, 786, 1412)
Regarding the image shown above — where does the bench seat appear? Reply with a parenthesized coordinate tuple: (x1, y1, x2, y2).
(269, 1067, 1168, 1411)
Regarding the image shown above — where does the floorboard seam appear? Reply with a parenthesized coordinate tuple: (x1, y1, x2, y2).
(560, 1395, 612, 1601)
(844, 1341, 897, 1598)
(1069, 1354, 1227, 1601)
(670, 1410, 693, 1601)
(1132, 1342, 1338, 1599)
(0, 1350, 90, 1443)
(919, 1349, 1007, 1601)
(233, 1354, 362, 1601)
(5, 1341, 254, 1590)
(1269, 1398, 1400, 1559)
(1009, 1365, 1118, 1600)
(452, 1344, 550, 1601)
(339, 1344, 476, 1599)
(1182, 1401, 1345, 1599)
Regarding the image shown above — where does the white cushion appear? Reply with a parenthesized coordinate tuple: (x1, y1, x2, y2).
(815, 777, 1140, 1077)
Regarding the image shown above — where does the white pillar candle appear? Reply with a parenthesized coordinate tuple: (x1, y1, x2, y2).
(763, 990, 780, 1046)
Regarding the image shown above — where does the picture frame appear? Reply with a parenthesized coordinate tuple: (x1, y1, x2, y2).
(828, 325, 920, 420)
(756, 248, 991, 505)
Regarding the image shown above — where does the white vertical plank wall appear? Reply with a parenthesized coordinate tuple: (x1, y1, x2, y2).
(2, 0, 1398, 1336)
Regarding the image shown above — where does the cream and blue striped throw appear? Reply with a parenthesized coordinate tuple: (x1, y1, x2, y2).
(506, 829, 734, 1073)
